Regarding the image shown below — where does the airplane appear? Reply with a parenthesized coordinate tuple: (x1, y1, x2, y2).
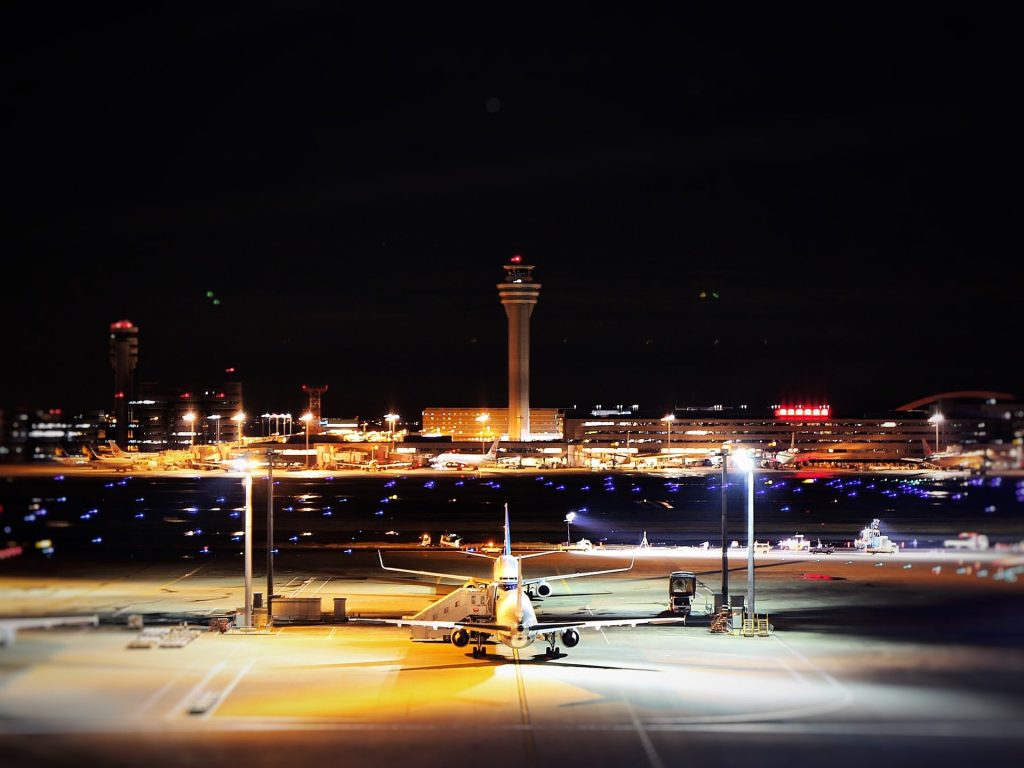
(429, 438, 500, 470)
(106, 440, 162, 469)
(902, 439, 987, 472)
(761, 433, 836, 469)
(52, 445, 90, 466)
(361, 504, 680, 658)
(0, 615, 99, 646)
(80, 443, 137, 471)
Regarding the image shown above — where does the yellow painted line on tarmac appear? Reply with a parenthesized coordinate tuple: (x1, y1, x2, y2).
(159, 564, 209, 590)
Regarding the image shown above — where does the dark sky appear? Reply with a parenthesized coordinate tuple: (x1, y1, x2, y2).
(3, 4, 1020, 422)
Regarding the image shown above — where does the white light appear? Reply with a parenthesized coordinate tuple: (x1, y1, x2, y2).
(732, 450, 754, 472)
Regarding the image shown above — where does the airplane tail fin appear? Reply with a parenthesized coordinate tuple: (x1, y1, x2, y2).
(82, 444, 100, 460)
(487, 439, 499, 459)
(503, 503, 512, 557)
(922, 438, 933, 456)
(107, 440, 123, 456)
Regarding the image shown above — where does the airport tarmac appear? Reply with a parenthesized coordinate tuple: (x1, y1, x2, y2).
(2, 547, 1023, 767)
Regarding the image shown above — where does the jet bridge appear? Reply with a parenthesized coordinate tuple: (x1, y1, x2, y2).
(408, 582, 495, 641)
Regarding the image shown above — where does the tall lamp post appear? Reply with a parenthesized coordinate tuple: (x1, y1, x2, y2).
(183, 412, 195, 447)
(231, 459, 254, 629)
(231, 411, 246, 446)
(928, 412, 944, 453)
(385, 413, 399, 452)
(733, 449, 756, 619)
(265, 448, 275, 626)
(209, 414, 221, 445)
(564, 510, 576, 546)
(476, 412, 490, 451)
(300, 412, 313, 468)
(721, 447, 729, 606)
(662, 413, 676, 462)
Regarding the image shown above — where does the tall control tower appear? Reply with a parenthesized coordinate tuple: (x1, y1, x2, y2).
(108, 319, 139, 448)
(497, 255, 541, 441)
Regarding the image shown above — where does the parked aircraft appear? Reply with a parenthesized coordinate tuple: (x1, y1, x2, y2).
(52, 446, 90, 466)
(429, 438, 500, 470)
(81, 443, 137, 471)
(106, 441, 162, 469)
(903, 440, 986, 472)
(365, 504, 678, 658)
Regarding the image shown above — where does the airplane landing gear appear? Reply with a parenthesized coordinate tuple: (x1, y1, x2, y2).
(544, 635, 562, 658)
(472, 644, 487, 658)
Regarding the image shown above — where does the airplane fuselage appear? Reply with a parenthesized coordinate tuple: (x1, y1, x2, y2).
(493, 586, 538, 649)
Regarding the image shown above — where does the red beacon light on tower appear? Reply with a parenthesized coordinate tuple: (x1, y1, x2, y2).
(510, 254, 522, 264)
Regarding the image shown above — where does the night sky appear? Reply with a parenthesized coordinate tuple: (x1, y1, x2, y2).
(4, 5, 1020, 422)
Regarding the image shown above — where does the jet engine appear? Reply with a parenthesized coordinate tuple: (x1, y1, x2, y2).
(533, 581, 552, 597)
(561, 628, 580, 647)
(450, 628, 470, 647)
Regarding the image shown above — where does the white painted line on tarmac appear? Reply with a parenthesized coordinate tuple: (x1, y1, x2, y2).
(201, 659, 254, 720)
(166, 660, 226, 719)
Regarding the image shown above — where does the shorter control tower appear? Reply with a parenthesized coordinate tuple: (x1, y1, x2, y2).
(497, 256, 541, 441)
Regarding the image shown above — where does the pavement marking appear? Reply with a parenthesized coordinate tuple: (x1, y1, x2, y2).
(136, 671, 187, 718)
(166, 660, 226, 719)
(310, 577, 332, 595)
(201, 659, 254, 720)
(159, 564, 208, 590)
(511, 649, 538, 767)
(622, 694, 665, 768)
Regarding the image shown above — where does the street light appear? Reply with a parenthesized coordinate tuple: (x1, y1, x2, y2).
(208, 414, 221, 445)
(475, 412, 490, 451)
(928, 412, 944, 453)
(564, 510, 576, 546)
(385, 413, 399, 450)
(229, 458, 256, 629)
(231, 412, 246, 445)
(721, 446, 729, 606)
(662, 413, 676, 462)
(300, 412, 313, 468)
(183, 412, 195, 447)
(733, 449, 756, 619)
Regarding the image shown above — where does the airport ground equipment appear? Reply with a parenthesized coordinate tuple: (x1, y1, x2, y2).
(668, 571, 697, 619)
(407, 582, 495, 642)
(855, 518, 900, 554)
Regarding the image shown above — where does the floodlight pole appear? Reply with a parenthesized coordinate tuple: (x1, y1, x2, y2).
(243, 471, 253, 628)
(266, 448, 275, 625)
(746, 463, 755, 618)
(721, 449, 729, 605)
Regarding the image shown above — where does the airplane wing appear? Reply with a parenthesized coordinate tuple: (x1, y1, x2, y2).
(376, 550, 488, 582)
(351, 615, 681, 636)
(530, 616, 682, 633)
(522, 557, 636, 585)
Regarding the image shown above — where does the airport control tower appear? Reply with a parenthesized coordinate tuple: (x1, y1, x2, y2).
(497, 256, 541, 441)
(109, 319, 139, 448)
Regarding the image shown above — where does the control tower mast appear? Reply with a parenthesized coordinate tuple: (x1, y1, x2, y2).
(109, 320, 139, 448)
(301, 384, 328, 436)
(496, 256, 541, 441)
